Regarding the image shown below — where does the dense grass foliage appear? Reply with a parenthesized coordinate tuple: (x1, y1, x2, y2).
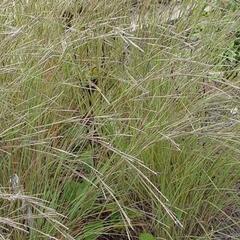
(0, 0, 240, 239)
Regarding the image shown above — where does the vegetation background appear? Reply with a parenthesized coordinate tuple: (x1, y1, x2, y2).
(0, 0, 240, 239)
